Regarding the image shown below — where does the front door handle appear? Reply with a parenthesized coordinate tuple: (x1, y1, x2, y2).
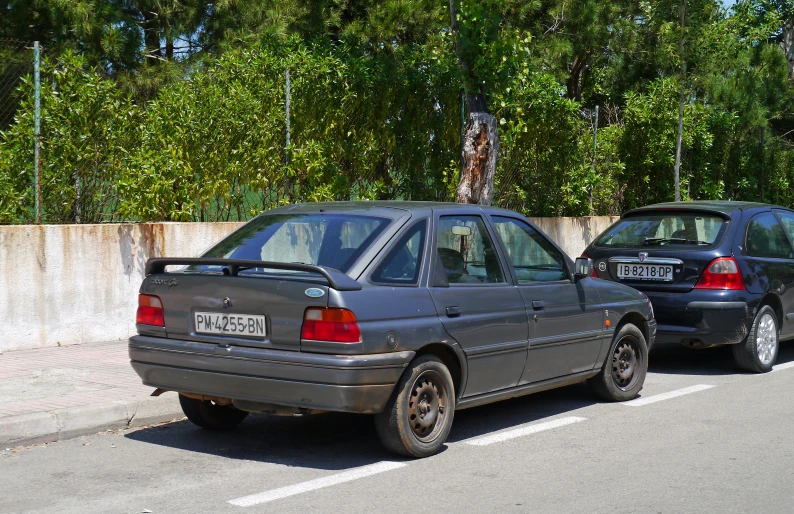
(446, 306, 461, 318)
(532, 300, 544, 310)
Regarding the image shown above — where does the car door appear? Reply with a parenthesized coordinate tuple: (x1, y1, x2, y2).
(427, 209, 528, 397)
(759, 210, 794, 339)
(489, 215, 604, 384)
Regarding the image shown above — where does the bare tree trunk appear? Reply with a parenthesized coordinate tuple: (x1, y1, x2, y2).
(673, 0, 687, 203)
(449, 0, 500, 206)
(456, 112, 499, 205)
(782, 18, 794, 81)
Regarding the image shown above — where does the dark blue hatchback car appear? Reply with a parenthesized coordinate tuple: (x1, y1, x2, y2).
(583, 201, 794, 373)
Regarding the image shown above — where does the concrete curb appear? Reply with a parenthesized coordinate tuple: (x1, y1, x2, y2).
(0, 393, 184, 448)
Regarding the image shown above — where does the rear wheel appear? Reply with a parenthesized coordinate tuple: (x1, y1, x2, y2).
(374, 355, 455, 458)
(179, 394, 248, 430)
(733, 305, 778, 373)
(589, 323, 648, 401)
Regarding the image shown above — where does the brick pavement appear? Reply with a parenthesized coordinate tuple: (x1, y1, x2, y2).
(0, 340, 154, 419)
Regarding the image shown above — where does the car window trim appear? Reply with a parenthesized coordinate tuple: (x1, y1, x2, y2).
(488, 214, 573, 283)
(367, 218, 429, 288)
(430, 210, 514, 288)
(745, 210, 794, 260)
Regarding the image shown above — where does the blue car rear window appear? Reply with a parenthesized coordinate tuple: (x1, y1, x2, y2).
(196, 214, 390, 274)
(595, 213, 726, 248)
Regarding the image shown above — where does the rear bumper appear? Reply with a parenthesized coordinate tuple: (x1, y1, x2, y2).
(648, 290, 759, 346)
(129, 335, 414, 414)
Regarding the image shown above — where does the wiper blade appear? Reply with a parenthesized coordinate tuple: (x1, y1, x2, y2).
(643, 237, 710, 246)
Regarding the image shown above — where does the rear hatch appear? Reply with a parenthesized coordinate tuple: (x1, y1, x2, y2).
(587, 210, 731, 293)
(142, 268, 333, 351)
(136, 209, 396, 350)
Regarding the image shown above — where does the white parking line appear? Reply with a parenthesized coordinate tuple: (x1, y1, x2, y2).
(623, 384, 715, 407)
(772, 361, 794, 372)
(465, 416, 587, 446)
(228, 461, 407, 507)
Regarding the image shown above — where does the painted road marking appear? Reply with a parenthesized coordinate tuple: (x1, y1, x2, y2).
(465, 416, 587, 446)
(228, 461, 407, 507)
(772, 361, 794, 372)
(623, 384, 715, 407)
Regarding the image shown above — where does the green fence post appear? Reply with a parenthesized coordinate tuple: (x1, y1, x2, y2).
(33, 41, 41, 223)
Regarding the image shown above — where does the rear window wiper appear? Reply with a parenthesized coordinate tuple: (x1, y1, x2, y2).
(643, 237, 711, 246)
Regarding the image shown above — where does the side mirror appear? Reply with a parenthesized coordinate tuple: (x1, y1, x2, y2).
(573, 257, 593, 281)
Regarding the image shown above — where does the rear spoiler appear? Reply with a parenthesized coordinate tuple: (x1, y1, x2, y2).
(144, 258, 362, 291)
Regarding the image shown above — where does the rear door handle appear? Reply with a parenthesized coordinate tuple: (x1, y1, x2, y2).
(446, 306, 461, 318)
(532, 300, 544, 310)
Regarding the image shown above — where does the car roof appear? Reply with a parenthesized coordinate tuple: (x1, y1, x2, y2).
(623, 200, 788, 217)
(266, 201, 516, 215)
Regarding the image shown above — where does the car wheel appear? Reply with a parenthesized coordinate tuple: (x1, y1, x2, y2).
(732, 305, 778, 373)
(374, 355, 455, 458)
(589, 322, 648, 401)
(179, 394, 249, 430)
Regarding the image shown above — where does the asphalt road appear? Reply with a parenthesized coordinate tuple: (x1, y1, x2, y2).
(3, 343, 794, 514)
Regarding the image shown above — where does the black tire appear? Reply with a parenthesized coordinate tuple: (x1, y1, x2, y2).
(732, 305, 779, 373)
(589, 322, 648, 401)
(374, 355, 455, 458)
(179, 394, 249, 430)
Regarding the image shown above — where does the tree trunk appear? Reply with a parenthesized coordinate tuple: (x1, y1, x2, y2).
(456, 111, 499, 205)
(782, 18, 794, 81)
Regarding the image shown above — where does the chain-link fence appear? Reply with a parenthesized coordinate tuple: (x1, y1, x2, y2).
(0, 39, 34, 129)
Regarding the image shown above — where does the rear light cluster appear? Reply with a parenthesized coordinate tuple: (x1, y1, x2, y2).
(136, 294, 165, 327)
(301, 307, 362, 343)
(581, 253, 599, 278)
(694, 257, 745, 290)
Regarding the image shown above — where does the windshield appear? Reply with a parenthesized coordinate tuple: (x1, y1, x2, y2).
(195, 213, 390, 274)
(595, 212, 726, 248)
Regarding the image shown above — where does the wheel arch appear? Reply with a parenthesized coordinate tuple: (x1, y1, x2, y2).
(414, 342, 466, 400)
(759, 293, 783, 331)
(616, 310, 650, 345)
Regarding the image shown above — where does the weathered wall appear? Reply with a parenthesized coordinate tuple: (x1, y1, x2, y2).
(0, 216, 617, 352)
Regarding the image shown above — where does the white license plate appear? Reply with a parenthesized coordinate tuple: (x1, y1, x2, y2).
(194, 312, 266, 338)
(616, 263, 673, 281)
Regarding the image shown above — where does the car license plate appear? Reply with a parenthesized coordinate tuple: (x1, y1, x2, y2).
(616, 263, 673, 281)
(194, 312, 266, 337)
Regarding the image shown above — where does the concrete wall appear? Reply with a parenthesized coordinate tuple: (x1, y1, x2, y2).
(0, 216, 617, 352)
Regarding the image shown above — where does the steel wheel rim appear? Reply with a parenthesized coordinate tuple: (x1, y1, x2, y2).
(407, 370, 448, 443)
(611, 336, 641, 390)
(756, 313, 777, 366)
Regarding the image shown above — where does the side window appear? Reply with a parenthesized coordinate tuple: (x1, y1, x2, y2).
(370, 221, 427, 285)
(775, 211, 794, 245)
(491, 216, 568, 283)
(436, 215, 505, 284)
(746, 212, 794, 259)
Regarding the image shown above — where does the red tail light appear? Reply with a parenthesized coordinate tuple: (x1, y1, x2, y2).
(301, 308, 361, 343)
(581, 253, 599, 278)
(136, 294, 165, 327)
(694, 257, 745, 290)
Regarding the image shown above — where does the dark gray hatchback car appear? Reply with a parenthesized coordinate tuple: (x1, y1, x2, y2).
(130, 202, 655, 457)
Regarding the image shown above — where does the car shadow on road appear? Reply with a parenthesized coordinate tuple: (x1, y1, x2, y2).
(648, 341, 794, 376)
(124, 382, 600, 468)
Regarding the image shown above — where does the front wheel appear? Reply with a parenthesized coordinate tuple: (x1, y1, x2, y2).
(589, 323, 648, 401)
(179, 394, 249, 430)
(374, 355, 455, 458)
(733, 305, 778, 373)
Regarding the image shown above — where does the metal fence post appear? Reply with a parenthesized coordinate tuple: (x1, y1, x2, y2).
(33, 41, 41, 223)
(285, 68, 291, 198)
(589, 105, 599, 215)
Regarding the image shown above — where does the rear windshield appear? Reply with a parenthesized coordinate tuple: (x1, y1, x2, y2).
(195, 213, 390, 274)
(595, 212, 726, 248)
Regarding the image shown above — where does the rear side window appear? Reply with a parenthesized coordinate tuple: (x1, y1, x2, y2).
(746, 213, 793, 259)
(370, 221, 427, 285)
(595, 212, 725, 248)
(198, 214, 390, 274)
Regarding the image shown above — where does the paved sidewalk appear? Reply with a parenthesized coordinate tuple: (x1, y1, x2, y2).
(0, 340, 183, 447)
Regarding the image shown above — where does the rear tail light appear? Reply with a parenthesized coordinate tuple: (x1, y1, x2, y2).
(581, 253, 599, 278)
(694, 257, 745, 290)
(136, 294, 165, 327)
(301, 308, 361, 343)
